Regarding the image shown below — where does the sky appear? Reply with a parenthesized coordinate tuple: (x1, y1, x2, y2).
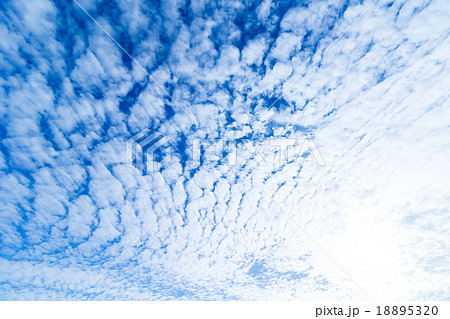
(0, 0, 449, 300)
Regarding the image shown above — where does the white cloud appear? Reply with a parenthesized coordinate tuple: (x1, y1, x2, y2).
(0, 0, 449, 301)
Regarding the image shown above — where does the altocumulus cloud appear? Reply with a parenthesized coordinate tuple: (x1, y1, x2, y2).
(0, 0, 449, 300)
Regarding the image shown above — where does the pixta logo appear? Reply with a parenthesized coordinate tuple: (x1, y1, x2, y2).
(126, 129, 172, 175)
(192, 137, 325, 167)
(126, 129, 325, 175)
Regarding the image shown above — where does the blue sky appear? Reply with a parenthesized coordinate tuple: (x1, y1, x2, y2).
(0, 0, 449, 300)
